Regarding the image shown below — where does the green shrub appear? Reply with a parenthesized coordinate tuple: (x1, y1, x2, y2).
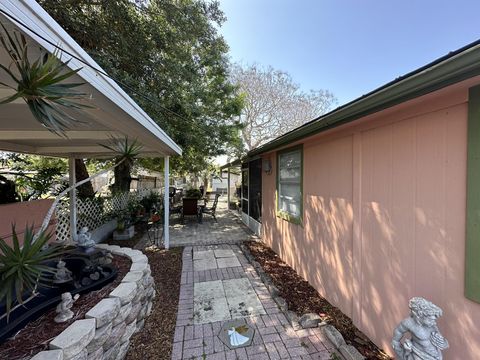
(140, 191, 161, 213)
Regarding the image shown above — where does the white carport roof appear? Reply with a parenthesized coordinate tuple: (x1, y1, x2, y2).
(0, 0, 182, 158)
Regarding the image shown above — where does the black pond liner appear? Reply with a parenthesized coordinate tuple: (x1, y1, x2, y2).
(0, 258, 118, 343)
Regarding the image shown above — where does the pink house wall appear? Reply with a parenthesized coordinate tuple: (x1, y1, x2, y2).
(261, 77, 480, 358)
(0, 199, 56, 246)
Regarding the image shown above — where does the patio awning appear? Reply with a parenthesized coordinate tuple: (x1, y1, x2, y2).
(0, 1, 182, 158)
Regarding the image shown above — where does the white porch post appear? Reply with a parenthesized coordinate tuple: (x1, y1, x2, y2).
(68, 157, 77, 243)
(227, 167, 231, 211)
(164, 156, 170, 249)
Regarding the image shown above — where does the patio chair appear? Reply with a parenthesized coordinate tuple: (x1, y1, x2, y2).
(202, 193, 221, 222)
(181, 198, 201, 223)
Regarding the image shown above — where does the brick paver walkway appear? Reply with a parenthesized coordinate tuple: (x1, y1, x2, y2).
(172, 244, 336, 360)
(169, 198, 255, 247)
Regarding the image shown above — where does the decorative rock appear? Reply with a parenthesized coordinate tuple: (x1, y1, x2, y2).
(70, 348, 88, 360)
(137, 305, 147, 321)
(132, 286, 146, 303)
(286, 310, 301, 330)
(86, 298, 121, 328)
(30, 350, 64, 360)
(259, 272, 272, 285)
(95, 244, 111, 250)
(120, 321, 137, 343)
(117, 341, 130, 360)
(299, 313, 322, 328)
(50, 319, 96, 359)
(146, 286, 155, 299)
(103, 343, 120, 360)
(323, 325, 346, 349)
(121, 271, 144, 286)
(267, 284, 280, 297)
(340, 344, 365, 360)
(86, 322, 112, 353)
(113, 303, 132, 326)
(273, 296, 288, 311)
(109, 282, 137, 305)
(130, 254, 148, 264)
(146, 301, 153, 317)
(135, 319, 145, 333)
(86, 347, 103, 360)
(130, 261, 148, 273)
(125, 302, 142, 324)
(103, 322, 126, 350)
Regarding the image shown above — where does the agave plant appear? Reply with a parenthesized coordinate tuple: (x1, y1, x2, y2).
(0, 225, 65, 321)
(0, 24, 90, 136)
(102, 136, 143, 193)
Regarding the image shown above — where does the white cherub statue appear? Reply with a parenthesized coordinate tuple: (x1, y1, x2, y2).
(77, 227, 95, 248)
(54, 292, 80, 323)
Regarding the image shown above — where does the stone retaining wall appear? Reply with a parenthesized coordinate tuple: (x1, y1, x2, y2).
(31, 244, 155, 360)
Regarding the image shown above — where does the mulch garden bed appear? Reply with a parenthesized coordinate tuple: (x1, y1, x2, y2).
(244, 240, 392, 360)
(0, 255, 131, 360)
(125, 246, 183, 360)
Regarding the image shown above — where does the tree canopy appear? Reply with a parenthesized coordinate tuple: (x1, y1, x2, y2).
(230, 63, 337, 151)
(38, 0, 243, 174)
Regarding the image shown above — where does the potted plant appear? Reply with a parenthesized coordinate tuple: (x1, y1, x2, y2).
(113, 211, 134, 240)
(185, 188, 203, 199)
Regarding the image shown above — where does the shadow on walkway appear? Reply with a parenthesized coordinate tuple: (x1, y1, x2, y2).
(169, 196, 256, 247)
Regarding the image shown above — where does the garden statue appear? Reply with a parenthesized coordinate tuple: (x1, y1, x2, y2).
(392, 297, 449, 360)
(53, 260, 72, 284)
(77, 227, 95, 250)
(54, 292, 79, 323)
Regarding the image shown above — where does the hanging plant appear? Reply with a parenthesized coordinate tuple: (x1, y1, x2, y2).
(0, 24, 91, 136)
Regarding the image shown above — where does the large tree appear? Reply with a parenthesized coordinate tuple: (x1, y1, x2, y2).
(230, 64, 337, 151)
(38, 0, 243, 179)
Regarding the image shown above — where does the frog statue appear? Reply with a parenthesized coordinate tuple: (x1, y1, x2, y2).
(392, 297, 449, 360)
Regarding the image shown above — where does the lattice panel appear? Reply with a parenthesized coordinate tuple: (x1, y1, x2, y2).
(54, 189, 160, 242)
(55, 199, 71, 243)
(77, 198, 104, 231)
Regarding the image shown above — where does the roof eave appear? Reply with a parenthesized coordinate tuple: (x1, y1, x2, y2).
(249, 43, 480, 157)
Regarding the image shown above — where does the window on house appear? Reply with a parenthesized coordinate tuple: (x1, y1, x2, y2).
(277, 146, 302, 223)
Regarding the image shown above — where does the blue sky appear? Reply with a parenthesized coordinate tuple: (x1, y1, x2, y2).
(218, 0, 480, 106)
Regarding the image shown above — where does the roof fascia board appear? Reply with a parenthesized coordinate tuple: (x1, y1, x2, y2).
(249, 45, 480, 156)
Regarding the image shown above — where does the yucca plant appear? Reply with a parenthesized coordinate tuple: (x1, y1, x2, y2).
(102, 136, 143, 193)
(0, 226, 65, 321)
(0, 24, 91, 136)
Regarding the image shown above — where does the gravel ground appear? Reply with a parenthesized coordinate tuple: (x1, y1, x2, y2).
(125, 246, 183, 360)
(245, 240, 391, 360)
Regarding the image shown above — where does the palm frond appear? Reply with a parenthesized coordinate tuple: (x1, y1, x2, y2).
(101, 136, 143, 161)
(0, 225, 66, 321)
(0, 24, 92, 137)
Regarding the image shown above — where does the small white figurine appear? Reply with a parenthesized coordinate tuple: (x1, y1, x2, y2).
(392, 297, 449, 360)
(77, 227, 95, 249)
(54, 292, 79, 323)
(53, 260, 72, 283)
(228, 327, 249, 347)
